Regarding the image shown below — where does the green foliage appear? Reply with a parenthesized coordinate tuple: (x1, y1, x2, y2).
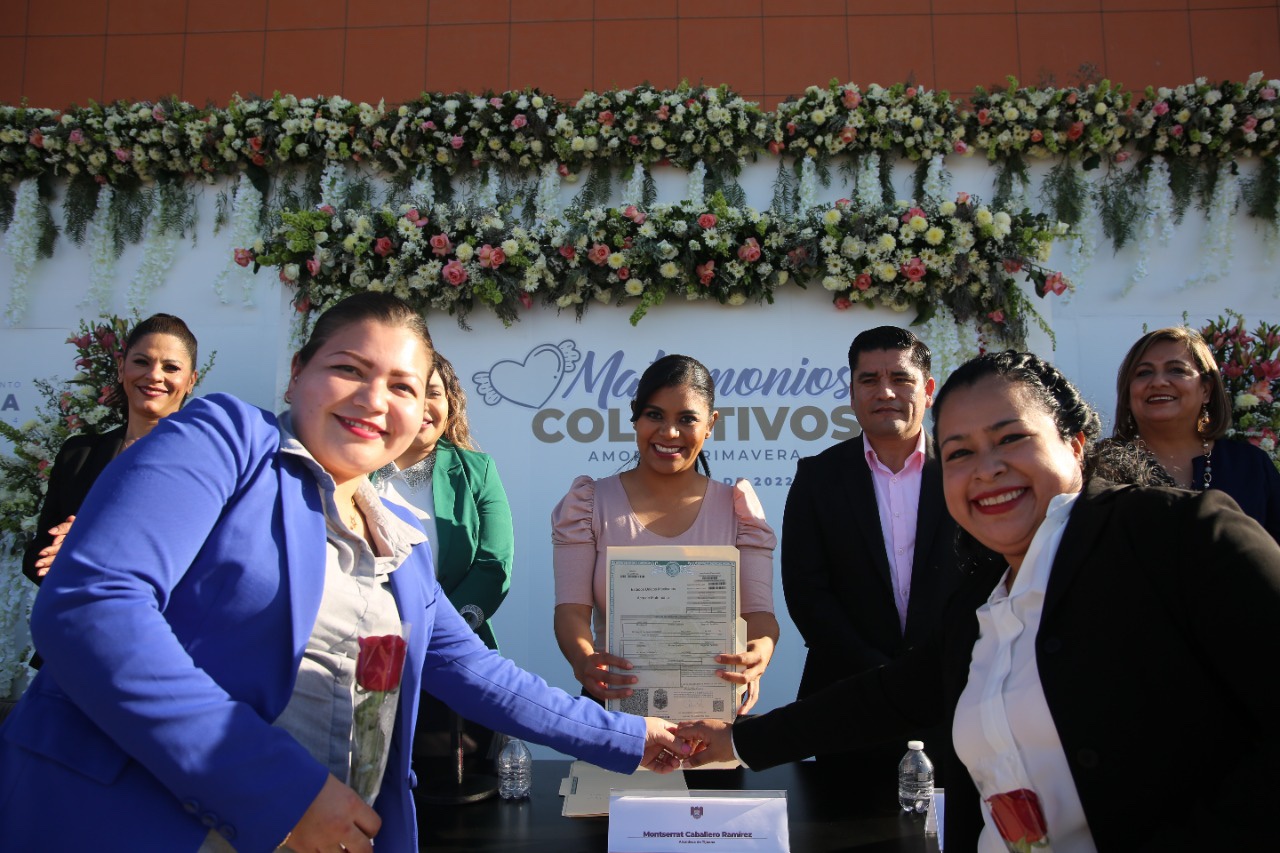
(1243, 156, 1280, 221)
(1040, 160, 1091, 227)
(1098, 166, 1146, 249)
(62, 174, 100, 245)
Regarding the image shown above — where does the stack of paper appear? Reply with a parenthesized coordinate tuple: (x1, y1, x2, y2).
(559, 761, 689, 817)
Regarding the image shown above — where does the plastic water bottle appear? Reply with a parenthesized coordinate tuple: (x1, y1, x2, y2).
(898, 740, 934, 814)
(498, 737, 532, 800)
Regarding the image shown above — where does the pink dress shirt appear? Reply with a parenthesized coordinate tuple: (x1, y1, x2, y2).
(864, 430, 926, 633)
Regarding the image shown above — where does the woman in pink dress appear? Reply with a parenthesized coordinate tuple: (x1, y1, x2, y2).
(552, 354, 779, 714)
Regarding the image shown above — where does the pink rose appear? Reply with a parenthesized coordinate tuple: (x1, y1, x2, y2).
(1066, 121, 1084, 141)
(306, 257, 321, 276)
(430, 233, 453, 256)
(835, 296, 852, 310)
(657, 104, 670, 121)
(442, 259, 468, 286)
(68, 129, 84, 145)
(1065, 92, 1078, 105)
(901, 257, 927, 282)
(737, 237, 761, 263)
(421, 120, 436, 131)
(617, 267, 630, 280)
(318, 204, 336, 215)
(557, 163, 570, 177)
(696, 260, 716, 285)
(233, 248, 254, 267)
(628, 134, 642, 146)
(449, 135, 465, 149)
(598, 110, 615, 126)
(698, 213, 717, 229)
(1262, 88, 1277, 101)
(786, 121, 797, 136)
(114, 148, 132, 162)
(558, 244, 577, 260)
(518, 291, 533, 309)
(152, 104, 166, 122)
(905, 86, 917, 99)
(1114, 150, 1131, 163)
(835, 197, 852, 208)
(623, 204, 646, 224)
(840, 126, 856, 144)
(953, 139, 969, 154)
(587, 243, 610, 265)
(478, 244, 505, 269)
(1171, 124, 1184, 137)
(901, 206, 926, 224)
(489, 97, 503, 107)
(1030, 129, 1043, 143)
(1045, 271, 1067, 295)
(405, 208, 425, 226)
(842, 89, 862, 109)
(1153, 101, 1170, 116)
(511, 114, 528, 129)
(1242, 116, 1259, 133)
(374, 237, 394, 257)
(1003, 258, 1023, 274)
(768, 140, 784, 154)
(977, 108, 991, 126)
(29, 131, 43, 148)
(854, 272, 872, 291)
(988, 310, 1005, 324)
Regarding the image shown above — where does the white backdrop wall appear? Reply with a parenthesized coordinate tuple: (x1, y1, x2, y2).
(2, 158, 1277, 755)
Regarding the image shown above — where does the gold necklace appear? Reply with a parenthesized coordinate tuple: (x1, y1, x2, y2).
(345, 499, 363, 532)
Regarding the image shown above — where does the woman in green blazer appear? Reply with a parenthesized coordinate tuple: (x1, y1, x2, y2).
(373, 352, 515, 764)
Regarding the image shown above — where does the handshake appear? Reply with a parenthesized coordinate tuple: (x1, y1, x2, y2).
(640, 717, 738, 772)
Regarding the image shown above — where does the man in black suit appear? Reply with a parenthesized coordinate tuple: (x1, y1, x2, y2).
(781, 326, 958, 794)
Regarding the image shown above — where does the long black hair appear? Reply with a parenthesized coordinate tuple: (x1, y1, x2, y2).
(629, 354, 716, 477)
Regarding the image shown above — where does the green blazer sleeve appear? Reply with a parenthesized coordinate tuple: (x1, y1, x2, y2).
(431, 440, 515, 650)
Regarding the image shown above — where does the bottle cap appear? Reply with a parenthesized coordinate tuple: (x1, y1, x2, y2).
(907, 740, 924, 750)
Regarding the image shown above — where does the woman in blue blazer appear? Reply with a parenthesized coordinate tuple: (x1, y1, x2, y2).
(0, 294, 681, 853)
(373, 351, 514, 766)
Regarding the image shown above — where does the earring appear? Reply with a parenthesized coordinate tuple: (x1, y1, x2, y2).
(1196, 404, 1211, 437)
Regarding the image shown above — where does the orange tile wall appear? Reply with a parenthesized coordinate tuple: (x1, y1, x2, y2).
(1, 0, 1277, 108)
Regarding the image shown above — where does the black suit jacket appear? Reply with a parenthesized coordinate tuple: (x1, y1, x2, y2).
(739, 480, 1280, 851)
(782, 433, 960, 701)
(21, 426, 125, 584)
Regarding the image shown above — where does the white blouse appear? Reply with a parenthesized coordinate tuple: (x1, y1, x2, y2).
(952, 492, 1097, 853)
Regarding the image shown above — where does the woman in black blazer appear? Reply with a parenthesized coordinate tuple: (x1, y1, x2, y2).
(22, 314, 199, 584)
(680, 352, 1280, 852)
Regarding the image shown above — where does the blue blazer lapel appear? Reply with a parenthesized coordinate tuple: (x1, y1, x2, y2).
(277, 454, 329, 663)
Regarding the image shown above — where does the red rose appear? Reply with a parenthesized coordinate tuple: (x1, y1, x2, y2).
(356, 634, 408, 692)
(985, 789, 1048, 846)
(558, 244, 577, 260)
(1003, 258, 1023, 274)
(1066, 121, 1084, 141)
(854, 272, 872, 291)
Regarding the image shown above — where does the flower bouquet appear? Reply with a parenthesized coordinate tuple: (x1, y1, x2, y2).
(349, 625, 411, 805)
(1200, 312, 1280, 469)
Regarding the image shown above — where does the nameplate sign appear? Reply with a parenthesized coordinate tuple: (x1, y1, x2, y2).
(608, 789, 789, 852)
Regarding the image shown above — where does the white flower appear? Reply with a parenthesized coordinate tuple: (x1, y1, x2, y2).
(1236, 392, 1261, 410)
(727, 291, 747, 306)
(624, 279, 644, 296)
(659, 261, 680, 278)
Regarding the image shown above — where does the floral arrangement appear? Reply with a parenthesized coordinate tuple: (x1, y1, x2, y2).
(967, 77, 1130, 165)
(770, 81, 964, 164)
(559, 83, 771, 174)
(1200, 312, 1280, 468)
(0, 316, 129, 547)
(244, 191, 1071, 341)
(788, 193, 1070, 346)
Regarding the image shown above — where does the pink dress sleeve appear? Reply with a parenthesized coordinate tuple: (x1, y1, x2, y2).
(551, 475, 599, 607)
(732, 478, 777, 614)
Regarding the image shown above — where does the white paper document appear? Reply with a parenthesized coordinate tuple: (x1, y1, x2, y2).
(604, 545, 743, 721)
(560, 760, 689, 817)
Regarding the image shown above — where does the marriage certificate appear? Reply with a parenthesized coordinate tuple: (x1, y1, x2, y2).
(603, 545, 743, 722)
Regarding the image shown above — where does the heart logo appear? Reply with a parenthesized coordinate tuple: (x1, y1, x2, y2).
(473, 341, 581, 409)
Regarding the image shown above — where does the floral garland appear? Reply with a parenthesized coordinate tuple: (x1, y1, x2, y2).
(244, 192, 1072, 342)
(1200, 312, 1280, 467)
